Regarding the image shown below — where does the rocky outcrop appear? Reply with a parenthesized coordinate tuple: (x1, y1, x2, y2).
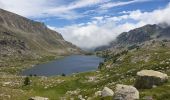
(101, 87, 114, 97)
(28, 96, 49, 100)
(114, 84, 139, 100)
(135, 70, 168, 89)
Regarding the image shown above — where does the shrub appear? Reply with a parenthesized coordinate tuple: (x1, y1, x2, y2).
(61, 73, 66, 76)
(98, 62, 104, 70)
(162, 39, 168, 42)
(29, 74, 32, 77)
(24, 77, 30, 86)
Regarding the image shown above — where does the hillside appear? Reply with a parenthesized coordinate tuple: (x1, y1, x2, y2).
(0, 9, 82, 70)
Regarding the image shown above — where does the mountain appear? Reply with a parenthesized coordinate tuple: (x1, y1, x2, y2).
(0, 9, 82, 68)
(95, 24, 170, 51)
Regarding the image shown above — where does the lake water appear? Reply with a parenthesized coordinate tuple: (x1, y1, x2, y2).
(21, 55, 103, 76)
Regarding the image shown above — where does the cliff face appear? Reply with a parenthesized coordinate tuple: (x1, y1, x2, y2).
(0, 9, 82, 67)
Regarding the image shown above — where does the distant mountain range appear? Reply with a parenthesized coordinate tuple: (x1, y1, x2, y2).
(0, 9, 82, 67)
(95, 24, 170, 51)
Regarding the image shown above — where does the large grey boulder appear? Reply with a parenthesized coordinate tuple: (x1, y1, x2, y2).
(135, 70, 168, 89)
(114, 84, 139, 100)
(101, 87, 114, 97)
(28, 96, 49, 100)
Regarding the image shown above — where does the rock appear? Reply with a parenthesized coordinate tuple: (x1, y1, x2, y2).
(88, 76, 97, 82)
(142, 96, 153, 100)
(78, 95, 85, 100)
(44, 86, 48, 89)
(114, 84, 139, 100)
(87, 97, 92, 100)
(2, 82, 11, 86)
(85, 96, 88, 98)
(152, 85, 157, 88)
(101, 87, 114, 97)
(95, 91, 102, 97)
(66, 89, 81, 95)
(106, 65, 111, 68)
(135, 70, 168, 89)
(106, 74, 109, 77)
(28, 96, 49, 100)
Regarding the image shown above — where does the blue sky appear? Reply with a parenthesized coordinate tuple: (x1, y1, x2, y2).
(0, 0, 170, 49)
(34, 0, 169, 27)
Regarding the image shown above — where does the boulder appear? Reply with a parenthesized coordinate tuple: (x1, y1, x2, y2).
(135, 70, 168, 89)
(95, 91, 102, 97)
(101, 87, 114, 97)
(87, 76, 97, 82)
(114, 84, 139, 100)
(28, 96, 49, 100)
(78, 95, 85, 100)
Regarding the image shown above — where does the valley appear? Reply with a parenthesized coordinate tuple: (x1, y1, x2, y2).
(2, 39, 170, 100)
(1, 4, 170, 100)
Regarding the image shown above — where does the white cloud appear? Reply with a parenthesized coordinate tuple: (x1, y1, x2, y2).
(100, 0, 152, 9)
(0, 0, 48, 16)
(49, 18, 144, 49)
(49, 3, 170, 49)
(45, 0, 105, 19)
(128, 7, 170, 25)
(112, 3, 170, 25)
(0, 0, 106, 19)
(0, 0, 152, 20)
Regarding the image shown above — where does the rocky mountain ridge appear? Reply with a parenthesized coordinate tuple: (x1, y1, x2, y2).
(0, 8, 82, 68)
(95, 24, 170, 51)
